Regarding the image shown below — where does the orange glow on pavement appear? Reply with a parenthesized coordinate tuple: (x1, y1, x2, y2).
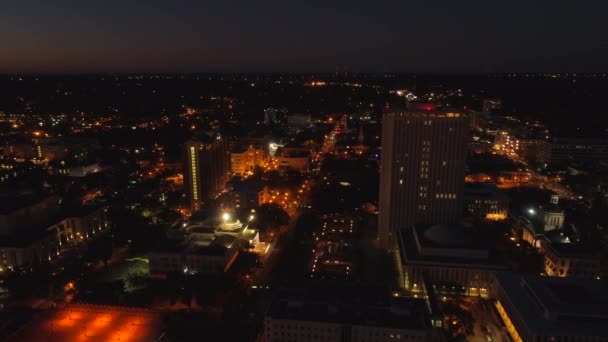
(6, 305, 162, 342)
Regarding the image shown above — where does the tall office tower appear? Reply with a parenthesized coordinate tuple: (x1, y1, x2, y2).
(184, 134, 230, 211)
(378, 111, 468, 249)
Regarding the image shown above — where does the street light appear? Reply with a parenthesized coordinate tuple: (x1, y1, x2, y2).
(222, 213, 231, 221)
(249, 215, 255, 221)
(528, 208, 536, 215)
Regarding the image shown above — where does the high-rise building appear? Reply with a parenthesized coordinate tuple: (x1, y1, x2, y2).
(378, 111, 468, 249)
(184, 134, 230, 211)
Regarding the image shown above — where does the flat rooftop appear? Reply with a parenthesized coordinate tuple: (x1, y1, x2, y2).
(464, 182, 510, 200)
(4, 304, 164, 342)
(398, 227, 507, 269)
(541, 234, 599, 258)
(267, 288, 430, 331)
(0, 193, 56, 215)
(496, 272, 608, 337)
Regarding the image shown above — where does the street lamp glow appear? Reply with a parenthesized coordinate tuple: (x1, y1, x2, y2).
(249, 214, 255, 221)
(528, 208, 536, 215)
(222, 212, 231, 221)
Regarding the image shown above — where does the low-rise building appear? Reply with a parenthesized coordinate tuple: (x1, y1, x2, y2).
(537, 137, 608, 165)
(49, 206, 109, 246)
(494, 272, 608, 342)
(264, 288, 432, 342)
(540, 234, 601, 279)
(149, 235, 239, 275)
(226, 178, 269, 210)
(51, 161, 102, 177)
(149, 214, 258, 276)
(543, 195, 565, 232)
(0, 206, 110, 271)
(463, 183, 509, 220)
(230, 144, 266, 177)
(287, 113, 312, 132)
(0, 194, 62, 235)
(276, 150, 310, 173)
(398, 224, 507, 297)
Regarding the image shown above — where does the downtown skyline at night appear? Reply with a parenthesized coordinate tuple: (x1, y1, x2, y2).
(1, 1, 608, 342)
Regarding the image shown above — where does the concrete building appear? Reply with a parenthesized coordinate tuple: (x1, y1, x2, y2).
(464, 183, 510, 220)
(0, 194, 62, 235)
(226, 178, 269, 210)
(493, 131, 538, 162)
(482, 98, 502, 113)
(494, 272, 608, 342)
(397, 224, 506, 297)
(287, 113, 312, 132)
(49, 207, 109, 246)
(537, 137, 608, 165)
(148, 235, 238, 275)
(230, 144, 266, 177)
(540, 235, 601, 279)
(0, 206, 110, 271)
(149, 214, 257, 276)
(514, 194, 566, 246)
(276, 150, 310, 173)
(51, 161, 102, 177)
(264, 289, 432, 342)
(184, 134, 230, 211)
(543, 195, 565, 232)
(378, 111, 468, 249)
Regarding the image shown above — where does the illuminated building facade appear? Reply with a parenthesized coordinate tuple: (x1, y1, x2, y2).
(482, 98, 502, 113)
(463, 183, 509, 220)
(184, 135, 230, 211)
(493, 131, 538, 162)
(543, 195, 565, 231)
(397, 225, 505, 297)
(0, 206, 109, 272)
(494, 273, 608, 342)
(378, 111, 468, 249)
(230, 144, 266, 177)
(540, 235, 601, 279)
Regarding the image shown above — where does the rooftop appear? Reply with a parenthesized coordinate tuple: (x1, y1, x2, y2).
(541, 234, 599, 258)
(419, 224, 480, 248)
(463, 182, 510, 200)
(496, 272, 608, 337)
(0, 193, 57, 215)
(267, 288, 430, 331)
(398, 226, 507, 269)
(230, 178, 267, 193)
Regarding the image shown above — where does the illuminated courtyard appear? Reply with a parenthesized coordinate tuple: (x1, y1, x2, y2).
(6, 304, 164, 342)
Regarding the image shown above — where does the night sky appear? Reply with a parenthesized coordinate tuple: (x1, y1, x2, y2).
(2, 0, 608, 73)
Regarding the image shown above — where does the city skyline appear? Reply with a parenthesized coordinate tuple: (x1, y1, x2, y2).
(1, 3, 607, 341)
